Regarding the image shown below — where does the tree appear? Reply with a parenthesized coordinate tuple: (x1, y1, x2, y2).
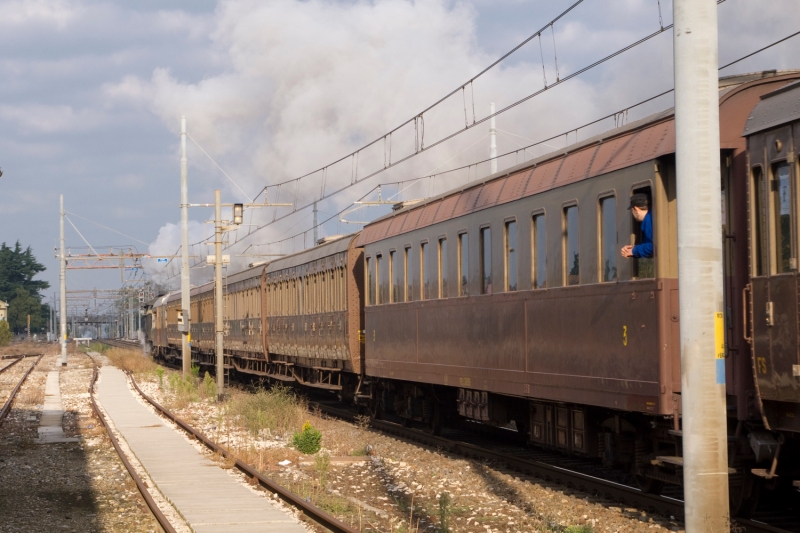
(0, 241, 50, 304)
(0, 321, 11, 346)
(8, 288, 45, 334)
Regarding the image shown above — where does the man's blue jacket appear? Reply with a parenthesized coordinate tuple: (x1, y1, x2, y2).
(632, 211, 653, 258)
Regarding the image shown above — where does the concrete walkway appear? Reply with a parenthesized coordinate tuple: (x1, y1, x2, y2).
(35, 370, 80, 444)
(95, 366, 307, 533)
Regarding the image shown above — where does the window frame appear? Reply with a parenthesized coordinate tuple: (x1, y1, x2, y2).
(562, 201, 580, 286)
(598, 192, 618, 283)
(458, 230, 469, 297)
(480, 224, 492, 295)
(771, 160, 795, 273)
(531, 210, 546, 289)
(751, 165, 768, 276)
(420, 240, 430, 300)
(438, 236, 448, 298)
(404, 245, 412, 302)
(504, 217, 518, 292)
(365, 255, 373, 306)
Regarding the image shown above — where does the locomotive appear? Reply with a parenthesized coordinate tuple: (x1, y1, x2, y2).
(145, 71, 800, 515)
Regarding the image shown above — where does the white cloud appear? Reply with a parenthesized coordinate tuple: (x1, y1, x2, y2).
(0, 104, 106, 134)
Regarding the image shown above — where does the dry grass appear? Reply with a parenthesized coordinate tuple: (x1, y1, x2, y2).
(104, 346, 157, 375)
(226, 385, 307, 440)
(0, 341, 50, 357)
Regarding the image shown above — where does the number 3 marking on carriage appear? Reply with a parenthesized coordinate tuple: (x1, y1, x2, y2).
(623, 325, 628, 346)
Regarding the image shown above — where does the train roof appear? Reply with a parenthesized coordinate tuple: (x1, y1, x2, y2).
(742, 79, 800, 137)
(265, 233, 356, 273)
(357, 70, 800, 248)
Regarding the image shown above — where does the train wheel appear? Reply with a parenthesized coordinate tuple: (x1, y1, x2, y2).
(729, 468, 761, 518)
(426, 402, 443, 436)
(635, 474, 664, 495)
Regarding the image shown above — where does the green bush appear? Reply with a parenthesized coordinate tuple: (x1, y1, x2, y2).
(202, 371, 216, 399)
(438, 491, 452, 532)
(0, 321, 11, 347)
(293, 420, 322, 454)
(155, 367, 165, 389)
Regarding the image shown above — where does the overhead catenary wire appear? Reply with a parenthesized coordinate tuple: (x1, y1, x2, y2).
(66, 211, 150, 246)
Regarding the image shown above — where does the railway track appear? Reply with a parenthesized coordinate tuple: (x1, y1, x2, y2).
(123, 371, 358, 533)
(108, 341, 797, 532)
(0, 354, 44, 425)
(97, 338, 142, 350)
(82, 351, 178, 533)
(311, 401, 798, 533)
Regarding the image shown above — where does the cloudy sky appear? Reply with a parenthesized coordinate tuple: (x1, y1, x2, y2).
(1, 0, 798, 307)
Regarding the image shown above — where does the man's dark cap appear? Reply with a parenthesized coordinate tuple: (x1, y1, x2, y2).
(627, 193, 649, 210)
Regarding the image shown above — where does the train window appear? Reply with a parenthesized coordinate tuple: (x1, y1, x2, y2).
(439, 238, 448, 298)
(564, 205, 579, 285)
(481, 227, 492, 294)
(378, 254, 388, 304)
(458, 233, 469, 296)
(505, 221, 517, 291)
(630, 186, 654, 279)
(532, 214, 546, 288)
(752, 167, 767, 276)
(405, 246, 412, 301)
(421, 242, 431, 300)
(391, 251, 401, 303)
(773, 162, 794, 273)
(600, 196, 618, 282)
(365, 257, 373, 306)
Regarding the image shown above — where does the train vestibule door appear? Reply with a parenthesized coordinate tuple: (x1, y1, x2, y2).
(749, 127, 800, 407)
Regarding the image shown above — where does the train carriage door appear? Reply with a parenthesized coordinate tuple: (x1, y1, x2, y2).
(749, 125, 800, 405)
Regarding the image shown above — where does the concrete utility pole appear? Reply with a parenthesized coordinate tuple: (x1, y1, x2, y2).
(490, 102, 498, 175)
(180, 116, 191, 376)
(313, 201, 318, 245)
(214, 190, 224, 400)
(60, 195, 67, 366)
(673, 1, 729, 531)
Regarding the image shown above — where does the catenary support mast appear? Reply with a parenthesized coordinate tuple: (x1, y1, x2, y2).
(180, 115, 191, 376)
(60, 195, 67, 366)
(673, 0, 729, 530)
(214, 190, 225, 400)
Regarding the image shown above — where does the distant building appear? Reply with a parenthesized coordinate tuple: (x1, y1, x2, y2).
(0, 300, 7, 322)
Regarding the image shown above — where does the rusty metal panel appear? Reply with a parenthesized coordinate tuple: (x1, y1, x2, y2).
(523, 160, 562, 196)
(552, 146, 597, 188)
(451, 187, 482, 218)
(418, 201, 441, 227)
(473, 177, 507, 211)
(497, 168, 533, 204)
(385, 212, 409, 238)
(764, 275, 799, 402)
(347, 237, 364, 374)
(432, 194, 459, 223)
(588, 135, 635, 177)
(400, 208, 425, 233)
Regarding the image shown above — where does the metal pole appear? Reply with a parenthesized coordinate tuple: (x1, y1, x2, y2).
(214, 190, 224, 400)
(180, 116, 191, 376)
(313, 201, 318, 245)
(490, 102, 497, 175)
(60, 195, 67, 365)
(673, 1, 729, 530)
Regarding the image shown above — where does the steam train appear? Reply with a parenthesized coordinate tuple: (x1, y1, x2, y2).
(144, 71, 800, 515)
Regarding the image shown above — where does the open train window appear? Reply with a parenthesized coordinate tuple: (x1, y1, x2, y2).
(390, 251, 399, 303)
(563, 205, 579, 286)
(630, 186, 654, 279)
(505, 220, 517, 291)
(439, 237, 448, 298)
(377, 254, 386, 304)
(773, 162, 794, 272)
(365, 256, 373, 306)
(480, 226, 492, 294)
(532, 213, 546, 288)
(752, 166, 767, 276)
(458, 232, 469, 296)
(421, 241, 431, 300)
(405, 246, 412, 301)
(599, 195, 617, 282)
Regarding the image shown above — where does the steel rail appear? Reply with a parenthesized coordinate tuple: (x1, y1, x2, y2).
(313, 403, 793, 533)
(126, 373, 358, 533)
(0, 356, 25, 374)
(0, 354, 44, 425)
(84, 352, 178, 533)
